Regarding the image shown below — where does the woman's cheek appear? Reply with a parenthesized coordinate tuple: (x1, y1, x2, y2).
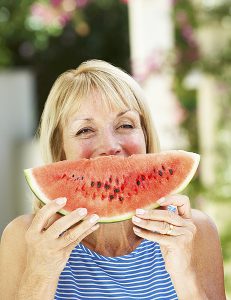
(121, 133, 146, 155)
(76, 140, 95, 159)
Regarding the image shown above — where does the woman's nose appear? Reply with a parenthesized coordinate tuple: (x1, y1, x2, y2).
(98, 130, 122, 156)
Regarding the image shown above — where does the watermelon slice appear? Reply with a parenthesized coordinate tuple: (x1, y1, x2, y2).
(24, 150, 200, 223)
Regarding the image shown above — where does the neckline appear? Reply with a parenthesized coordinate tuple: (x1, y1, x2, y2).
(78, 238, 152, 260)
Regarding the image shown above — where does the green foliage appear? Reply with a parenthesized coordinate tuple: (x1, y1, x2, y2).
(172, 1, 231, 296)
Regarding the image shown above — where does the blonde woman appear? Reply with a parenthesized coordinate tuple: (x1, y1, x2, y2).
(0, 60, 226, 299)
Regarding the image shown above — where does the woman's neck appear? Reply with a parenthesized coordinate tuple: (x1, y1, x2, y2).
(82, 220, 143, 257)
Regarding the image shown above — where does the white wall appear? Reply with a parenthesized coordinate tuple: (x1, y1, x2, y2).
(128, 0, 187, 150)
(0, 69, 36, 233)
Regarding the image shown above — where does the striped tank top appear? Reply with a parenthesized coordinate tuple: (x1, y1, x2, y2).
(55, 239, 178, 300)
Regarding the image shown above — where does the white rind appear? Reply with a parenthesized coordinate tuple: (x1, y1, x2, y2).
(24, 169, 51, 205)
(170, 151, 200, 194)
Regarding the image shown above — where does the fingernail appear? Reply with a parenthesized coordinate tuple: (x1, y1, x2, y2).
(76, 208, 87, 216)
(136, 209, 145, 215)
(89, 214, 100, 223)
(132, 216, 141, 223)
(157, 197, 165, 204)
(56, 197, 67, 205)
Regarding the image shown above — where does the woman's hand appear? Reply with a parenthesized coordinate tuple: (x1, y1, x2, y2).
(25, 197, 99, 279)
(132, 194, 197, 275)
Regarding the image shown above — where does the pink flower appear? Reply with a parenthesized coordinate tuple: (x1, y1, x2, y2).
(76, 0, 89, 8)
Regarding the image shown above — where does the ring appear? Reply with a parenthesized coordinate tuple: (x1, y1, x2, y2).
(166, 224, 174, 235)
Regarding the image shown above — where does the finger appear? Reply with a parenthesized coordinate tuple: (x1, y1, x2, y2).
(135, 208, 187, 227)
(133, 226, 174, 247)
(157, 195, 191, 218)
(57, 214, 100, 248)
(43, 214, 62, 230)
(45, 208, 88, 238)
(132, 217, 187, 236)
(31, 197, 67, 232)
(65, 224, 100, 253)
(160, 205, 179, 215)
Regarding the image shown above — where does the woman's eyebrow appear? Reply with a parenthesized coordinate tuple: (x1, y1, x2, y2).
(117, 109, 132, 117)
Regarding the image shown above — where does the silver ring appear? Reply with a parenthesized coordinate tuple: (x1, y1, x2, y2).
(166, 224, 174, 235)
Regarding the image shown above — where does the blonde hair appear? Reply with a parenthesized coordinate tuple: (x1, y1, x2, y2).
(34, 59, 160, 211)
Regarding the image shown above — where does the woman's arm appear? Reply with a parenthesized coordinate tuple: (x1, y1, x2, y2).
(191, 209, 226, 299)
(0, 199, 100, 300)
(132, 195, 226, 300)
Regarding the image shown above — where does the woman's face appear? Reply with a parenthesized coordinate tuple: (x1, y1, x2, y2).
(62, 94, 146, 160)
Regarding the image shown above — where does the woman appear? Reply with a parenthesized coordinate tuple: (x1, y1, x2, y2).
(0, 60, 226, 299)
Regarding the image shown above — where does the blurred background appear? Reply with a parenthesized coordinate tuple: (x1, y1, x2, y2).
(0, 0, 230, 296)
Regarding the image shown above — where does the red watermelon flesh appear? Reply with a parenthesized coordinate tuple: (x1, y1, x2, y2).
(24, 150, 200, 223)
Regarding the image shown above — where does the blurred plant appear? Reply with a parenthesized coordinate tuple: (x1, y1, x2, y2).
(171, 0, 231, 295)
(0, 0, 127, 68)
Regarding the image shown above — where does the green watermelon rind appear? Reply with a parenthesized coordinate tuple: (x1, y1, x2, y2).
(24, 151, 200, 223)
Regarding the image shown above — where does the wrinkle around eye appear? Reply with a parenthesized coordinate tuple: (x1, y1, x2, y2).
(75, 127, 95, 136)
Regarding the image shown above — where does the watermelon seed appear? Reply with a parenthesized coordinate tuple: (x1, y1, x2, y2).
(114, 188, 120, 193)
(109, 177, 112, 183)
(72, 174, 75, 178)
(136, 180, 141, 186)
(109, 195, 114, 200)
(153, 168, 156, 173)
(158, 170, 163, 176)
(162, 165, 165, 171)
(104, 183, 111, 190)
(97, 181, 102, 188)
(119, 196, 124, 201)
(169, 169, 173, 175)
(141, 175, 145, 181)
(91, 181, 95, 187)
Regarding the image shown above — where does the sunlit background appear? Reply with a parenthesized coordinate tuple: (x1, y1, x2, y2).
(0, 0, 230, 297)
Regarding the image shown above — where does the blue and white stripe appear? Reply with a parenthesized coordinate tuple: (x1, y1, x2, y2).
(55, 239, 178, 300)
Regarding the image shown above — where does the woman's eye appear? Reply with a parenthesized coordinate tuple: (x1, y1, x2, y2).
(119, 124, 134, 129)
(76, 128, 93, 136)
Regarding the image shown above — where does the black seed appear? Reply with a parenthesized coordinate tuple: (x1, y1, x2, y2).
(119, 197, 124, 201)
(169, 169, 173, 175)
(136, 180, 141, 186)
(114, 188, 120, 193)
(162, 165, 165, 171)
(97, 181, 102, 188)
(72, 174, 75, 178)
(104, 183, 111, 190)
(91, 181, 95, 187)
(158, 170, 163, 176)
(109, 177, 112, 183)
(141, 175, 145, 181)
(109, 195, 114, 200)
(81, 176, 84, 180)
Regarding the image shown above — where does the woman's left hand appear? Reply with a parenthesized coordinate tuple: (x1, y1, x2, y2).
(132, 194, 197, 276)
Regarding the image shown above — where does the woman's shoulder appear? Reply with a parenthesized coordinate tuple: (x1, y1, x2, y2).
(191, 208, 221, 255)
(1, 213, 35, 246)
(191, 208, 219, 236)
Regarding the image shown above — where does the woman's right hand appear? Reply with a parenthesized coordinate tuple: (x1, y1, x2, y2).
(25, 197, 99, 279)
